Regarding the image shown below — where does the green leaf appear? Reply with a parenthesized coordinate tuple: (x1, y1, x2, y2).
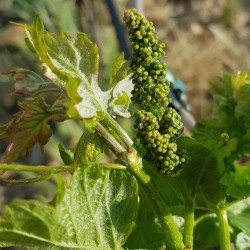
(0, 165, 138, 249)
(2, 97, 63, 163)
(221, 162, 250, 199)
(124, 185, 166, 249)
(193, 214, 220, 250)
(109, 53, 131, 87)
(57, 165, 139, 249)
(177, 136, 225, 207)
(192, 119, 225, 149)
(25, 16, 107, 123)
(58, 144, 74, 165)
(235, 233, 250, 250)
(54, 174, 67, 206)
(24, 16, 133, 128)
(144, 161, 183, 210)
(0, 200, 60, 249)
(108, 74, 133, 118)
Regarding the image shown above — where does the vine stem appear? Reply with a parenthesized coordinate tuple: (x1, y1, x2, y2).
(0, 164, 75, 173)
(216, 208, 231, 250)
(183, 200, 195, 249)
(141, 179, 184, 250)
(176, 176, 195, 249)
(95, 121, 184, 250)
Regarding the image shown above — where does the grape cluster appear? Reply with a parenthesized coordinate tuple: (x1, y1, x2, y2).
(124, 8, 171, 117)
(124, 9, 187, 173)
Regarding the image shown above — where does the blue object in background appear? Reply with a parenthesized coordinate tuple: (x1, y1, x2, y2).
(166, 71, 195, 131)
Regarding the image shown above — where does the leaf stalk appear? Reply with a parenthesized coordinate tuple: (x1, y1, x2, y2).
(176, 176, 195, 248)
(100, 113, 133, 150)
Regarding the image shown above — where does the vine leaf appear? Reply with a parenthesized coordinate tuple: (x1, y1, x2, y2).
(58, 144, 74, 165)
(23, 16, 133, 129)
(0, 200, 61, 249)
(193, 215, 220, 250)
(5, 69, 57, 98)
(109, 53, 131, 87)
(108, 53, 133, 118)
(0, 165, 139, 249)
(193, 72, 250, 161)
(108, 74, 133, 118)
(56, 165, 138, 249)
(221, 163, 250, 199)
(1, 96, 66, 163)
(177, 136, 225, 207)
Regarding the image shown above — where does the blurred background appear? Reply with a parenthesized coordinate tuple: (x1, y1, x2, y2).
(0, 0, 249, 241)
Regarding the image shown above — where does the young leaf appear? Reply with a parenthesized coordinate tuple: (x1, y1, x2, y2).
(23, 16, 133, 128)
(109, 53, 131, 87)
(58, 144, 74, 165)
(108, 53, 133, 119)
(0, 165, 138, 249)
(6, 69, 60, 98)
(73, 130, 106, 165)
(2, 96, 66, 163)
(24, 16, 107, 122)
(193, 72, 250, 162)
(108, 74, 133, 118)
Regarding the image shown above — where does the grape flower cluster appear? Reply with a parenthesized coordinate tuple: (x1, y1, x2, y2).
(124, 9, 187, 174)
